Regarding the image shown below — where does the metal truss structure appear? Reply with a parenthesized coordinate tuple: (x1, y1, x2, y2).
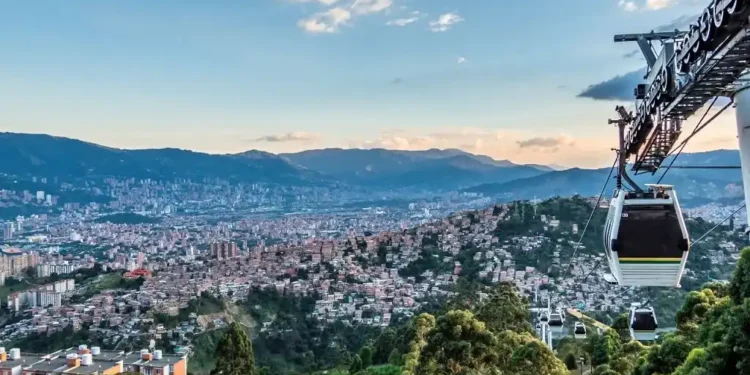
(616, 1, 750, 174)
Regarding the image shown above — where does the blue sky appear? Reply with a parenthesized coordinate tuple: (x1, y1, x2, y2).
(0, 0, 736, 167)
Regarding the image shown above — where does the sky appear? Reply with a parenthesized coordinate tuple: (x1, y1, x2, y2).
(0, 0, 741, 168)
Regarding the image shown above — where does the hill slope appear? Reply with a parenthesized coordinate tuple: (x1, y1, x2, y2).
(0, 133, 327, 185)
(465, 151, 743, 201)
(281, 148, 549, 189)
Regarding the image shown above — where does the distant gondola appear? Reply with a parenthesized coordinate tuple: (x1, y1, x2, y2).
(604, 185, 690, 287)
(574, 322, 587, 339)
(540, 312, 549, 322)
(603, 273, 619, 285)
(629, 304, 658, 342)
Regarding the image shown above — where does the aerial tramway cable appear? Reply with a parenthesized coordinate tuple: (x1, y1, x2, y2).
(691, 203, 747, 246)
(561, 156, 618, 280)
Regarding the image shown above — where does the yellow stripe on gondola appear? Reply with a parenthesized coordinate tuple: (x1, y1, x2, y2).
(619, 257, 682, 263)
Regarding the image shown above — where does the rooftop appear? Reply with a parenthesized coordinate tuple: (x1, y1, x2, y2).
(0, 346, 186, 372)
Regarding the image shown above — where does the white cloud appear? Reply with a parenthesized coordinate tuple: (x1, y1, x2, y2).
(457, 56, 467, 64)
(618, 0, 638, 11)
(298, 7, 352, 33)
(429, 12, 464, 32)
(295, 0, 394, 33)
(617, 0, 678, 12)
(387, 11, 420, 26)
(253, 131, 321, 143)
(351, 0, 392, 15)
(645, 0, 676, 10)
(387, 17, 418, 26)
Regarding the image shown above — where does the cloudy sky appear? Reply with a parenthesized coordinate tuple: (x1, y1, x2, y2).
(0, 0, 739, 167)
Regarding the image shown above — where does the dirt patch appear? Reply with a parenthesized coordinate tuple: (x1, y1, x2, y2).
(195, 302, 256, 330)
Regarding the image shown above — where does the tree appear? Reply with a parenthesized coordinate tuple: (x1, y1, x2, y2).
(366, 365, 401, 375)
(416, 310, 499, 375)
(591, 329, 620, 367)
(676, 289, 719, 329)
(721, 299, 750, 374)
(611, 313, 630, 343)
(641, 334, 694, 375)
(387, 349, 401, 366)
(564, 353, 578, 370)
(359, 346, 374, 369)
(730, 248, 750, 305)
(24, 267, 36, 279)
(492, 330, 530, 370)
(349, 355, 363, 374)
(672, 348, 710, 375)
(402, 313, 435, 375)
(592, 365, 612, 375)
(476, 282, 533, 335)
(507, 340, 568, 375)
(211, 322, 256, 375)
(703, 281, 730, 298)
(373, 328, 397, 364)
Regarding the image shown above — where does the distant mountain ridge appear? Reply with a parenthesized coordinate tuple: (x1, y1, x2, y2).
(0, 133, 742, 197)
(465, 150, 743, 201)
(0, 132, 328, 185)
(280, 148, 551, 189)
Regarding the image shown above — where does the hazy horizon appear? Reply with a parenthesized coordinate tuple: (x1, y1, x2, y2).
(4, 130, 740, 170)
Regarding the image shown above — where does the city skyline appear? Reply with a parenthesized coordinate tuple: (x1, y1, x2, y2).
(0, 0, 740, 168)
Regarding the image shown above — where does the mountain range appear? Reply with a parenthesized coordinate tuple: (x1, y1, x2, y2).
(280, 148, 551, 189)
(465, 149, 743, 201)
(0, 132, 743, 199)
(0, 133, 328, 185)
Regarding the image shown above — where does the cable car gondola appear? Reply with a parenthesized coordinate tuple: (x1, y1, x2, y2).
(539, 312, 549, 322)
(603, 273, 619, 285)
(604, 184, 690, 287)
(574, 322, 587, 339)
(629, 304, 658, 342)
(548, 313, 564, 334)
(556, 307, 566, 321)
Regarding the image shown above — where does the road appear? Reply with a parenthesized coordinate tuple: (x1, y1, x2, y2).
(566, 308, 610, 331)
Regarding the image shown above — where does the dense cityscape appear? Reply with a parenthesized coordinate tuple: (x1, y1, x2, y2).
(0, 168, 746, 374)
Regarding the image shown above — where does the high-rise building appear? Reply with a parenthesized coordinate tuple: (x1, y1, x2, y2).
(0, 250, 38, 276)
(37, 291, 62, 308)
(6, 279, 74, 312)
(2, 222, 13, 239)
(210, 242, 239, 259)
(36, 264, 51, 278)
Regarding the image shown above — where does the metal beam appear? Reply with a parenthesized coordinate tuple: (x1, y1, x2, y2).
(658, 166, 741, 169)
(614, 31, 685, 42)
(637, 36, 658, 67)
(614, 31, 684, 68)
